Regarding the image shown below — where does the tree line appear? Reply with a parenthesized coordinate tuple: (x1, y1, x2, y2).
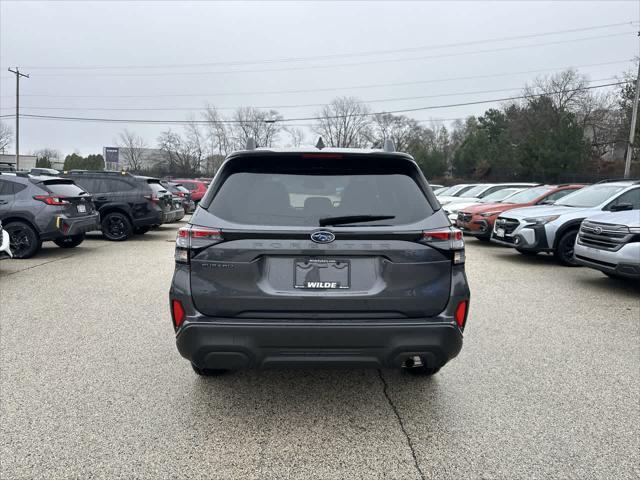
(9, 66, 637, 182)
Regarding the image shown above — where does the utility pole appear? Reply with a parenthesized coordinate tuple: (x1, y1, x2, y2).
(624, 35, 640, 179)
(7, 67, 29, 170)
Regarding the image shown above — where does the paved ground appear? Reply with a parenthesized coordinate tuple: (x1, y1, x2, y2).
(1, 221, 638, 480)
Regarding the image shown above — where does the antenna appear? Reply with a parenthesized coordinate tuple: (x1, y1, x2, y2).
(245, 138, 256, 150)
(383, 139, 396, 152)
(315, 137, 325, 150)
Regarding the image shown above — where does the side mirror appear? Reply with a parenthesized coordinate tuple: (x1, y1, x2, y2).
(610, 203, 633, 212)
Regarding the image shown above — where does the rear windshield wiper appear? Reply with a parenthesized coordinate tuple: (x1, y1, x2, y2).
(318, 215, 396, 226)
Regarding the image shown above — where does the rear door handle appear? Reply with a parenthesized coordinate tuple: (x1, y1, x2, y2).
(0, 200, 8, 205)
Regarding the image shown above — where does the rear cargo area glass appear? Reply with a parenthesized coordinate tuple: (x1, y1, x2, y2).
(207, 172, 432, 226)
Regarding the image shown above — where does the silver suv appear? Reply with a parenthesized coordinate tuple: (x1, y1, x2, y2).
(490, 180, 640, 265)
(574, 209, 640, 279)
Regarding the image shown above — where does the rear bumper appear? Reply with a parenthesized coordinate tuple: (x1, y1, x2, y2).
(41, 213, 100, 240)
(176, 320, 463, 370)
(162, 208, 184, 223)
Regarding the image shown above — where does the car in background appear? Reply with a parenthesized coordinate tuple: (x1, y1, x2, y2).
(0, 173, 100, 258)
(430, 183, 444, 191)
(170, 145, 470, 377)
(441, 183, 539, 207)
(433, 186, 450, 195)
(457, 184, 585, 241)
(63, 171, 183, 240)
(172, 179, 209, 202)
(161, 181, 196, 214)
(445, 187, 525, 223)
(0, 220, 12, 259)
(30, 167, 60, 176)
(574, 209, 640, 280)
(491, 180, 640, 265)
(435, 183, 478, 203)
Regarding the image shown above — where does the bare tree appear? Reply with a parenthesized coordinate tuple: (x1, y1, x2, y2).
(0, 121, 12, 153)
(284, 126, 305, 147)
(313, 97, 372, 148)
(232, 107, 283, 148)
(117, 129, 148, 172)
(524, 69, 589, 112)
(370, 113, 421, 151)
(157, 129, 194, 175)
(185, 119, 205, 173)
(34, 148, 60, 168)
(203, 105, 235, 157)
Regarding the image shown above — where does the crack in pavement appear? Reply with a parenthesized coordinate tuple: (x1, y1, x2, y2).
(377, 369, 426, 480)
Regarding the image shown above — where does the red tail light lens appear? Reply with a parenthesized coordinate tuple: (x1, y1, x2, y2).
(171, 299, 185, 329)
(455, 300, 468, 329)
(421, 227, 465, 263)
(33, 195, 69, 206)
(144, 194, 160, 204)
(175, 226, 223, 263)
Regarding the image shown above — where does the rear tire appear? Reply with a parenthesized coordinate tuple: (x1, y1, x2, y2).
(5, 221, 41, 259)
(554, 230, 579, 266)
(191, 363, 229, 377)
(53, 234, 84, 248)
(405, 366, 441, 376)
(101, 212, 132, 241)
(475, 236, 491, 243)
(133, 226, 150, 235)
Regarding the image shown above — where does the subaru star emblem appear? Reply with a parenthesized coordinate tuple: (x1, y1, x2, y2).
(311, 230, 335, 244)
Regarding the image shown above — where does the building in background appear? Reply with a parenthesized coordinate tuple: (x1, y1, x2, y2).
(0, 154, 38, 171)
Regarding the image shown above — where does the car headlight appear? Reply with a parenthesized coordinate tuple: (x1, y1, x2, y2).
(523, 215, 560, 225)
(479, 211, 502, 217)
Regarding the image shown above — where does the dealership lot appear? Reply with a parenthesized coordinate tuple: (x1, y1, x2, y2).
(1, 221, 638, 480)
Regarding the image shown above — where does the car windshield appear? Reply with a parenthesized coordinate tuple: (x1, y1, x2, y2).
(554, 185, 627, 208)
(448, 185, 476, 197)
(208, 171, 433, 226)
(503, 186, 552, 204)
(460, 184, 491, 198)
(433, 186, 450, 195)
(480, 188, 521, 202)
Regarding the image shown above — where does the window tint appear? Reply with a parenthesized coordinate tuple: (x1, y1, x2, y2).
(41, 180, 87, 196)
(180, 182, 195, 190)
(452, 185, 477, 197)
(0, 179, 15, 195)
(481, 188, 521, 202)
(208, 172, 433, 226)
(105, 179, 134, 192)
(460, 184, 492, 198)
(148, 182, 168, 194)
(608, 188, 640, 210)
(503, 186, 551, 203)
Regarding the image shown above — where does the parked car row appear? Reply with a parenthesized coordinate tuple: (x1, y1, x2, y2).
(440, 180, 640, 280)
(0, 170, 197, 259)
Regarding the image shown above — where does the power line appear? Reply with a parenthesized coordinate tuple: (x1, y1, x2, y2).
(0, 81, 628, 125)
(11, 32, 635, 78)
(0, 60, 632, 99)
(7, 21, 636, 71)
(0, 77, 621, 112)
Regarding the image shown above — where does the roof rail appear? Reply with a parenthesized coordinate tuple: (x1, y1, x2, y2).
(595, 177, 640, 184)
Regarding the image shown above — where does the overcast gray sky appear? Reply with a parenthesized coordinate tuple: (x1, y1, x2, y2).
(1, 0, 638, 156)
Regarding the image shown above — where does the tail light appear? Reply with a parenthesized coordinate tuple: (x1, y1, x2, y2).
(455, 300, 468, 329)
(177, 192, 185, 197)
(171, 299, 185, 329)
(421, 227, 465, 264)
(144, 194, 160, 204)
(175, 225, 223, 263)
(33, 195, 69, 206)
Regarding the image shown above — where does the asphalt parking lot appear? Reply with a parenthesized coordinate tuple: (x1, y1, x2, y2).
(1, 220, 638, 480)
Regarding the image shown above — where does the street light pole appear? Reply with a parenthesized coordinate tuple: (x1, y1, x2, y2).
(7, 67, 29, 171)
(623, 36, 640, 179)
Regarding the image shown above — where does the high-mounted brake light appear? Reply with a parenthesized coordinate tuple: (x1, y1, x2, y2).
(171, 299, 185, 329)
(301, 153, 343, 159)
(33, 195, 69, 206)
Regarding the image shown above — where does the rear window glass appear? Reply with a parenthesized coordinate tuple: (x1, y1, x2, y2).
(208, 172, 432, 226)
(41, 180, 87, 196)
(148, 182, 168, 194)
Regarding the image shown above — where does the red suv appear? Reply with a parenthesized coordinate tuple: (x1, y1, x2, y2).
(456, 184, 585, 241)
(172, 179, 209, 202)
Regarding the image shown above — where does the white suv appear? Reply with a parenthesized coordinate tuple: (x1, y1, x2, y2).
(574, 209, 640, 279)
(490, 180, 640, 266)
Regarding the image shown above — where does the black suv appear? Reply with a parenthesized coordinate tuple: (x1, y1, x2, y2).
(0, 173, 100, 258)
(169, 146, 470, 376)
(63, 171, 183, 240)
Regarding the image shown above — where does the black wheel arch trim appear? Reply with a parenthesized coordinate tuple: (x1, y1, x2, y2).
(553, 219, 584, 249)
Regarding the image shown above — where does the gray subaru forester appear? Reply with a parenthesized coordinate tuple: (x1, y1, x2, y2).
(169, 146, 470, 376)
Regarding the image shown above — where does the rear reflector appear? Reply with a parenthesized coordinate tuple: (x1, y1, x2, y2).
(455, 300, 468, 329)
(171, 299, 185, 329)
